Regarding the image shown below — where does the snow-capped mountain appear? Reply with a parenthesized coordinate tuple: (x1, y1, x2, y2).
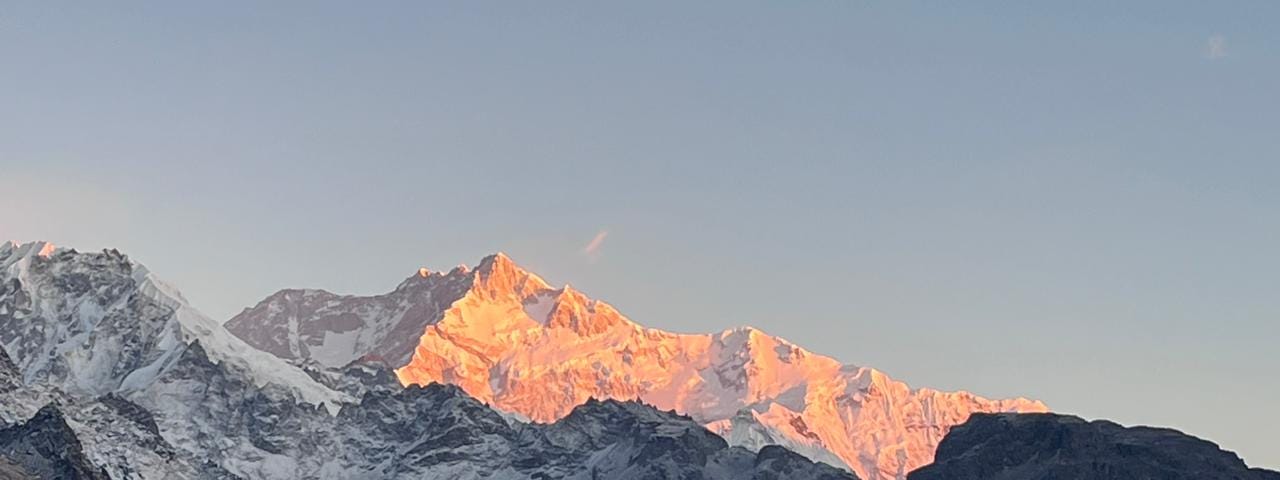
(228, 252, 1048, 480)
(0, 241, 350, 478)
(0, 241, 854, 479)
(0, 241, 346, 407)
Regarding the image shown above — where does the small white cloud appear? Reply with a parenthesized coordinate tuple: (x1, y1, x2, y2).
(583, 230, 608, 259)
(1206, 34, 1227, 59)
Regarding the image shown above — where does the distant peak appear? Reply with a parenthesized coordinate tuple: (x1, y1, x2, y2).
(393, 265, 448, 291)
(551, 284, 591, 309)
(475, 251, 514, 272)
(472, 252, 552, 299)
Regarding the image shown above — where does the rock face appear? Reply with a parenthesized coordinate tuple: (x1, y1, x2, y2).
(0, 241, 335, 478)
(908, 412, 1280, 480)
(224, 267, 475, 368)
(0, 405, 109, 480)
(0, 348, 20, 394)
(0, 241, 346, 406)
(229, 252, 1048, 479)
(0, 241, 854, 479)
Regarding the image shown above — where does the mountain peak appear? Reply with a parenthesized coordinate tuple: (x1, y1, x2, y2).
(475, 251, 514, 272)
(472, 252, 551, 299)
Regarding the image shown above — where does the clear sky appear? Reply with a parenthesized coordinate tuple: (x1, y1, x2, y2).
(2, 1, 1277, 469)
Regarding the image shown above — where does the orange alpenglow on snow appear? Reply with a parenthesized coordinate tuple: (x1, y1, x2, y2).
(37, 242, 57, 258)
(229, 253, 1047, 480)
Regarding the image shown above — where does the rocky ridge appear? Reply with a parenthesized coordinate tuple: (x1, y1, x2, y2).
(908, 412, 1280, 480)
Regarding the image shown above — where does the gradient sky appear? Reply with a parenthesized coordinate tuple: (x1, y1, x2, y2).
(2, 1, 1277, 469)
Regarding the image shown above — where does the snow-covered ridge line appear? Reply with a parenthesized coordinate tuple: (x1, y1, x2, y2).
(228, 252, 1048, 480)
(1, 241, 349, 408)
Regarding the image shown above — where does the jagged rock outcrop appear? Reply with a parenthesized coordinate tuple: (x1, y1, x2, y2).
(0, 405, 109, 480)
(0, 346, 227, 479)
(131, 340, 337, 479)
(0, 349, 19, 394)
(64, 394, 216, 480)
(908, 412, 1280, 480)
(230, 252, 1047, 479)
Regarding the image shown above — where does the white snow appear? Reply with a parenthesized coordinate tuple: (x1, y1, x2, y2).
(133, 260, 352, 408)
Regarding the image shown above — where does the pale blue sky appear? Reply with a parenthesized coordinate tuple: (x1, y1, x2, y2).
(2, 1, 1277, 469)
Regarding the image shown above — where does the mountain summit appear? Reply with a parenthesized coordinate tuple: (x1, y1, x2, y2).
(228, 253, 1047, 480)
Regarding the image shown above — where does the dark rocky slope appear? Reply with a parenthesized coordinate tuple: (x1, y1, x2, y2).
(909, 412, 1279, 480)
(0, 405, 109, 480)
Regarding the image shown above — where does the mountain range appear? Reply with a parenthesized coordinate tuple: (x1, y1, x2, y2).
(227, 252, 1044, 480)
(1, 241, 1274, 479)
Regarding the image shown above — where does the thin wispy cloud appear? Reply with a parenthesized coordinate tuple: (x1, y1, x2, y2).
(583, 230, 608, 260)
(1206, 34, 1227, 59)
